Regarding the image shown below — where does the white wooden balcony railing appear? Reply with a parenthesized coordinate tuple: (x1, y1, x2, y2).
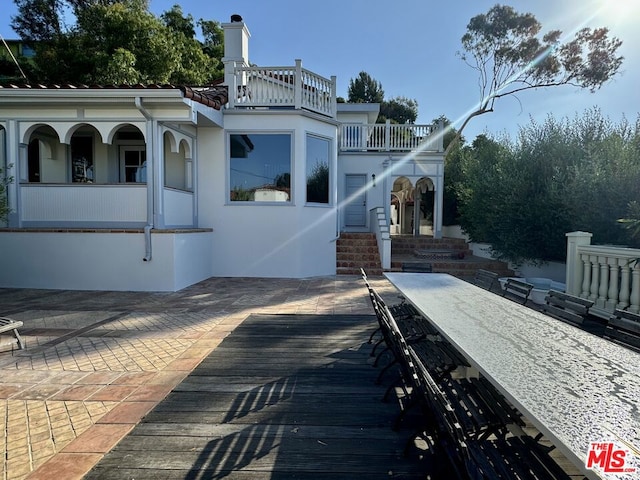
(340, 121, 444, 152)
(227, 59, 337, 117)
(566, 231, 640, 317)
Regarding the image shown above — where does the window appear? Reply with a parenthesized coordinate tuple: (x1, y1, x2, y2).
(229, 133, 292, 202)
(306, 135, 330, 204)
(121, 146, 147, 183)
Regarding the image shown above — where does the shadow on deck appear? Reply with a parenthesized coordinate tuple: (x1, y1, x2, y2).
(85, 314, 445, 479)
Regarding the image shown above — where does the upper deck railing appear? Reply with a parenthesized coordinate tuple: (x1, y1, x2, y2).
(226, 59, 337, 118)
(339, 121, 444, 153)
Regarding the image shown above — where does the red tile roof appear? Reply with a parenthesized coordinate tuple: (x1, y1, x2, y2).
(0, 83, 229, 110)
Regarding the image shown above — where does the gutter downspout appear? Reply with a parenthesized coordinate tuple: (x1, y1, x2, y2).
(135, 97, 154, 262)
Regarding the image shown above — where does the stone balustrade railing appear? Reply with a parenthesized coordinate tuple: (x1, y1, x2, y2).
(566, 231, 640, 317)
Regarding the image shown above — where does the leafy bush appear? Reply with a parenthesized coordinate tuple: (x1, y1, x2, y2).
(454, 109, 640, 264)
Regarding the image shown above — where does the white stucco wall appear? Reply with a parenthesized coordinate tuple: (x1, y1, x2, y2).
(0, 231, 212, 291)
(197, 113, 339, 278)
(338, 153, 386, 231)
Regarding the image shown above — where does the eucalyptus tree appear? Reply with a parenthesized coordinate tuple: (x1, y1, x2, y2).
(446, 3, 624, 156)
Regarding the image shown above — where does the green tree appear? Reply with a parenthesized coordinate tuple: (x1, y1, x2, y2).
(437, 116, 466, 225)
(347, 71, 384, 104)
(455, 110, 640, 264)
(10, 0, 223, 84)
(379, 96, 418, 124)
(11, 0, 63, 41)
(446, 3, 623, 156)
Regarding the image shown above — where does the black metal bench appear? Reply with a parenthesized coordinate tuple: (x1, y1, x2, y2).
(502, 278, 534, 305)
(542, 290, 594, 327)
(406, 342, 571, 479)
(0, 317, 25, 351)
(401, 262, 433, 273)
(604, 309, 640, 352)
(473, 269, 499, 291)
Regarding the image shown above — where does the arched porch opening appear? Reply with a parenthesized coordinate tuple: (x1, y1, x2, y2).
(415, 177, 435, 236)
(390, 176, 413, 235)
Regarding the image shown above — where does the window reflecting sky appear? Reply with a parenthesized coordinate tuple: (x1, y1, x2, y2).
(230, 134, 291, 191)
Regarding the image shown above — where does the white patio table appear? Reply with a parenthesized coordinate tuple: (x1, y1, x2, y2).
(384, 272, 640, 480)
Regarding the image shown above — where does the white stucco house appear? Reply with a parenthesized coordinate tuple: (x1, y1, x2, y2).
(0, 16, 445, 291)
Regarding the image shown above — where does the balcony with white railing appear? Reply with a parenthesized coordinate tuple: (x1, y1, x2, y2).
(226, 59, 337, 118)
(339, 120, 444, 153)
(566, 231, 640, 317)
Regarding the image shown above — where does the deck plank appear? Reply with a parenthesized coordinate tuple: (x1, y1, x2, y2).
(85, 314, 437, 479)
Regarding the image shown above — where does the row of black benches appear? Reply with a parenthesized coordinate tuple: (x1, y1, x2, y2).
(474, 269, 640, 352)
(361, 269, 572, 480)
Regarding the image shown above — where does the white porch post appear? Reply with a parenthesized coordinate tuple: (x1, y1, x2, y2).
(4, 121, 20, 227)
(152, 119, 164, 229)
(382, 158, 391, 234)
(294, 59, 302, 110)
(433, 169, 443, 239)
(565, 231, 592, 296)
(413, 185, 420, 237)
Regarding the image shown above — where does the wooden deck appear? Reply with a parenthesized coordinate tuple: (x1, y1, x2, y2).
(85, 314, 440, 479)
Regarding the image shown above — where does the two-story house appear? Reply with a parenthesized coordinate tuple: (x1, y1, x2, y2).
(0, 15, 445, 291)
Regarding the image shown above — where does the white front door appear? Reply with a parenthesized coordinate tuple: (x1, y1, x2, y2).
(344, 174, 367, 227)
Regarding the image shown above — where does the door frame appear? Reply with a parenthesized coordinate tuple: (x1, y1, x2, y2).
(343, 173, 368, 230)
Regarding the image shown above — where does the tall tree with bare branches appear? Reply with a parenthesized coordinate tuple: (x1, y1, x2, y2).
(446, 4, 623, 156)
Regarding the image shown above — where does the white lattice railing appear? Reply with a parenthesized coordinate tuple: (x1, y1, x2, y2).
(228, 59, 336, 117)
(566, 232, 640, 316)
(340, 120, 443, 152)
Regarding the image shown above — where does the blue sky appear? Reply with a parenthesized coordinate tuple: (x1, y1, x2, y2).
(2, 0, 638, 142)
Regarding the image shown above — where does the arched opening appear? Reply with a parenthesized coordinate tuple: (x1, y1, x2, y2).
(391, 176, 413, 235)
(415, 177, 435, 236)
(112, 125, 146, 183)
(25, 125, 61, 183)
(164, 132, 191, 191)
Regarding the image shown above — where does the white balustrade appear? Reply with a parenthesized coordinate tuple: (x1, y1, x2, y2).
(339, 121, 443, 152)
(230, 60, 336, 117)
(567, 232, 640, 317)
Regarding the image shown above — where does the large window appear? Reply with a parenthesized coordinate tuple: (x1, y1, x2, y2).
(306, 135, 330, 204)
(229, 133, 292, 202)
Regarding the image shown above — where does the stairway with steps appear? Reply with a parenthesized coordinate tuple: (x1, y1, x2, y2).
(336, 233, 513, 279)
(336, 233, 383, 275)
(390, 235, 513, 280)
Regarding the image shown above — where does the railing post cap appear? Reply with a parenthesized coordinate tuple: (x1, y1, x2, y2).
(566, 231, 593, 238)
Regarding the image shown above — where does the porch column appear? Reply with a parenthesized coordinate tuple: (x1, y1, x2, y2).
(4, 121, 20, 227)
(382, 159, 391, 234)
(152, 119, 165, 229)
(413, 186, 420, 237)
(433, 171, 443, 239)
(565, 231, 592, 295)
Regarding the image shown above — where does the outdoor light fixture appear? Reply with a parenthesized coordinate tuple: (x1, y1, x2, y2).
(371, 173, 376, 187)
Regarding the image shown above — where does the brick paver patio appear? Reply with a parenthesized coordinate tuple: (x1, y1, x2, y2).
(0, 275, 399, 480)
